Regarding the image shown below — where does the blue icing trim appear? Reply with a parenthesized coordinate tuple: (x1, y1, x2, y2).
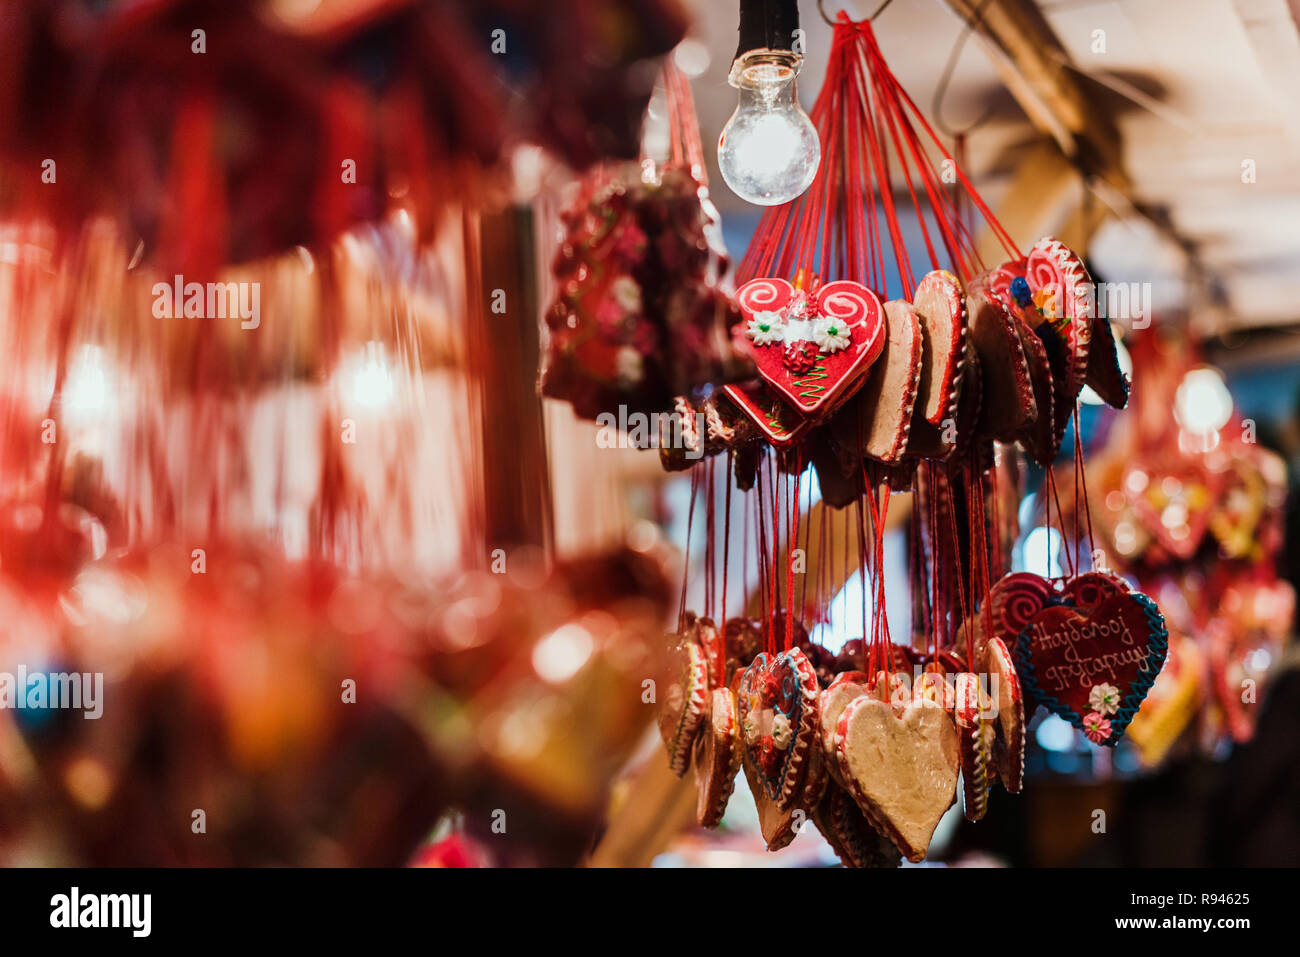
(1013, 592, 1168, 747)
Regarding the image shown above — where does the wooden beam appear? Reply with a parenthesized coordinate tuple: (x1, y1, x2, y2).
(942, 0, 1129, 196)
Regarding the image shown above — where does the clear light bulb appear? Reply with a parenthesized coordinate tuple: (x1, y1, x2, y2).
(718, 58, 820, 206)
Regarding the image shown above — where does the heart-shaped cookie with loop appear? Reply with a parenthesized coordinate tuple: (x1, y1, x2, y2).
(1014, 589, 1169, 746)
(735, 277, 885, 419)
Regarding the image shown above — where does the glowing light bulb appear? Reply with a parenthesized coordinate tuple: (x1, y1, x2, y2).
(718, 58, 819, 206)
(342, 341, 395, 409)
(1174, 366, 1232, 434)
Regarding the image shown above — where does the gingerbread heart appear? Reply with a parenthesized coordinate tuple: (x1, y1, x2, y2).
(741, 748, 799, 851)
(722, 378, 813, 448)
(736, 277, 885, 419)
(658, 638, 709, 775)
(737, 649, 821, 810)
(967, 282, 1035, 441)
(814, 781, 902, 869)
(808, 426, 866, 509)
(988, 572, 1056, 647)
(695, 687, 742, 827)
(906, 346, 983, 459)
(1085, 317, 1129, 409)
(834, 696, 959, 862)
(1061, 571, 1129, 609)
(954, 673, 994, 821)
(819, 679, 866, 786)
(1010, 306, 1058, 465)
(1014, 590, 1169, 746)
(852, 298, 924, 463)
(1024, 237, 1094, 394)
(984, 636, 1025, 794)
(912, 269, 968, 428)
(987, 240, 1096, 421)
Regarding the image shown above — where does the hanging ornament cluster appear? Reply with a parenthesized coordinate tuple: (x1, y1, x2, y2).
(648, 14, 1168, 864)
(543, 65, 753, 420)
(1055, 334, 1291, 766)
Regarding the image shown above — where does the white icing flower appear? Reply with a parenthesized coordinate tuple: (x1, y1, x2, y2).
(743, 716, 760, 745)
(771, 712, 793, 749)
(745, 311, 784, 347)
(610, 276, 642, 312)
(1089, 682, 1121, 716)
(615, 346, 643, 385)
(812, 317, 852, 354)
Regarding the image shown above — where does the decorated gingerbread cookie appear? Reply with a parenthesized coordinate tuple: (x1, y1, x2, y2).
(819, 679, 867, 786)
(814, 781, 903, 869)
(741, 748, 800, 851)
(1085, 317, 1129, 409)
(658, 635, 709, 776)
(954, 672, 994, 821)
(695, 687, 742, 828)
(722, 378, 815, 448)
(967, 282, 1035, 442)
(735, 277, 886, 420)
(1061, 570, 1129, 610)
(1024, 236, 1095, 400)
(834, 696, 960, 862)
(906, 346, 984, 459)
(988, 572, 1056, 646)
(1014, 589, 1169, 746)
(851, 298, 924, 463)
(912, 269, 968, 428)
(1010, 306, 1058, 466)
(984, 636, 1025, 794)
(737, 649, 822, 810)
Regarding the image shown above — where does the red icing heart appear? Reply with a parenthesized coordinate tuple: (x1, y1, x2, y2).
(736, 277, 885, 419)
(1014, 590, 1169, 746)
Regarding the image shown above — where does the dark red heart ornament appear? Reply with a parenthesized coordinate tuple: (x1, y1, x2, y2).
(735, 277, 885, 419)
(1014, 590, 1168, 746)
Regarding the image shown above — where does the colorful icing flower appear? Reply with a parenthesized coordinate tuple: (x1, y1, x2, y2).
(743, 715, 759, 745)
(1082, 711, 1112, 744)
(812, 317, 851, 354)
(771, 713, 793, 749)
(745, 311, 784, 347)
(782, 341, 820, 373)
(1089, 682, 1121, 716)
(1033, 285, 1060, 321)
(759, 735, 779, 776)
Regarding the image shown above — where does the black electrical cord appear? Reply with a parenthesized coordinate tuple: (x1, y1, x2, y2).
(736, 0, 801, 58)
